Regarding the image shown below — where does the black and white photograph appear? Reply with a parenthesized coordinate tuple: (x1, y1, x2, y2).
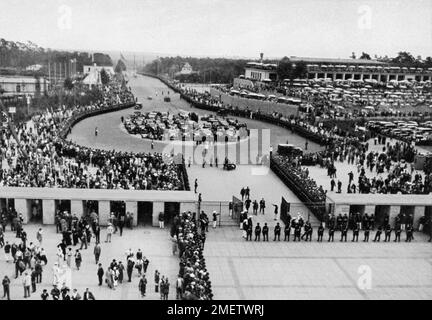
(0, 0, 431, 306)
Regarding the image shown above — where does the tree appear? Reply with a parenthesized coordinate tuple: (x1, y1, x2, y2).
(392, 51, 415, 65)
(276, 57, 292, 82)
(115, 59, 127, 73)
(63, 77, 74, 90)
(93, 53, 113, 66)
(424, 156, 432, 175)
(292, 61, 308, 79)
(359, 52, 371, 60)
(350, 52, 356, 59)
(100, 69, 110, 86)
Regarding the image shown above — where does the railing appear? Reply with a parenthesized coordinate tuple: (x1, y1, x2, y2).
(58, 102, 135, 139)
(198, 201, 232, 227)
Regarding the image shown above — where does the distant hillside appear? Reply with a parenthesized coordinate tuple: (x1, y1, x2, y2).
(0, 38, 113, 75)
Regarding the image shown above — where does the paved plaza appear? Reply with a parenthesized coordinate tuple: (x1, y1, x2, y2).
(1, 224, 178, 300)
(205, 226, 432, 300)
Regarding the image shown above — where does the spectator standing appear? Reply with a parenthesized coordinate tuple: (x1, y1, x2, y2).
(94, 242, 101, 264)
(22, 272, 31, 298)
(139, 275, 147, 297)
(105, 223, 114, 243)
(2, 276, 10, 300)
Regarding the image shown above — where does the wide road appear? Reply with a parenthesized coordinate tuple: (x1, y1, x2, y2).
(68, 74, 324, 154)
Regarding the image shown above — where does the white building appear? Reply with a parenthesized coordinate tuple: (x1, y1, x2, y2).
(83, 64, 115, 76)
(25, 64, 43, 71)
(177, 63, 194, 75)
(82, 63, 114, 86)
(82, 71, 101, 86)
(244, 62, 278, 81)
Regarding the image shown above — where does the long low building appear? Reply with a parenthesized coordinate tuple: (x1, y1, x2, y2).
(0, 187, 197, 227)
(326, 193, 432, 227)
(243, 55, 432, 83)
(0, 75, 50, 96)
(292, 56, 432, 82)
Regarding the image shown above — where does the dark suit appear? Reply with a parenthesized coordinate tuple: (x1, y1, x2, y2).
(262, 226, 269, 241)
(83, 291, 95, 300)
(254, 226, 261, 241)
(97, 267, 104, 285)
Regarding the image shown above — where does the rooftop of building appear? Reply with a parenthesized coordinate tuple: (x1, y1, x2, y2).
(0, 75, 48, 83)
(289, 56, 386, 65)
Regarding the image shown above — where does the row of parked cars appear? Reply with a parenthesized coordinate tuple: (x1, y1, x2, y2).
(366, 120, 432, 144)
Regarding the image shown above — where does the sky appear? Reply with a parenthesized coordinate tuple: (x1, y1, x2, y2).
(1, 0, 431, 59)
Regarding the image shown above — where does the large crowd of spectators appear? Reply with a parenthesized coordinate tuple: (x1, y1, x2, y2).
(0, 82, 185, 191)
(173, 211, 212, 300)
(313, 138, 432, 195)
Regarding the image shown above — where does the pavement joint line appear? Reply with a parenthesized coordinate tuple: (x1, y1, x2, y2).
(207, 255, 432, 260)
(333, 258, 370, 300)
(210, 284, 432, 289)
(227, 257, 246, 300)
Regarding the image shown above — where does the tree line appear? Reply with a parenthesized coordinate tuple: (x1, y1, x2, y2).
(143, 51, 432, 84)
(142, 56, 253, 83)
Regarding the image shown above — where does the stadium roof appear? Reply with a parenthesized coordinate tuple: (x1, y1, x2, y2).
(289, 56, 386, 65)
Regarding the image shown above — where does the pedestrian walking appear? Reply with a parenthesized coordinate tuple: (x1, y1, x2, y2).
(117, 262, 124, 284)
(272, 204, 278, 220)
(31, 268, 37, 293)
(4, 241, 11, 262)
(22, 272, 31, 298)
(171, 236, 178, 255)
(143, 257, 149, 274)
(212, 211, 219, 229)
(64, 247, 72, 268)
(158, 212, 165, 229)
(176, 275, 184, 300)
(105, 223, 114, 243)
(36, 228, 43, 245)
(154, 270, 160, 292)
(94, 242, 101, 264)
(75, 250, 82, 270)
(2, 276, 10, 300)
(139, 275, 147, 297)
(259, 198, 266, 214)
(97, 264, 104, 286)
(127, 257, 134, 282)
